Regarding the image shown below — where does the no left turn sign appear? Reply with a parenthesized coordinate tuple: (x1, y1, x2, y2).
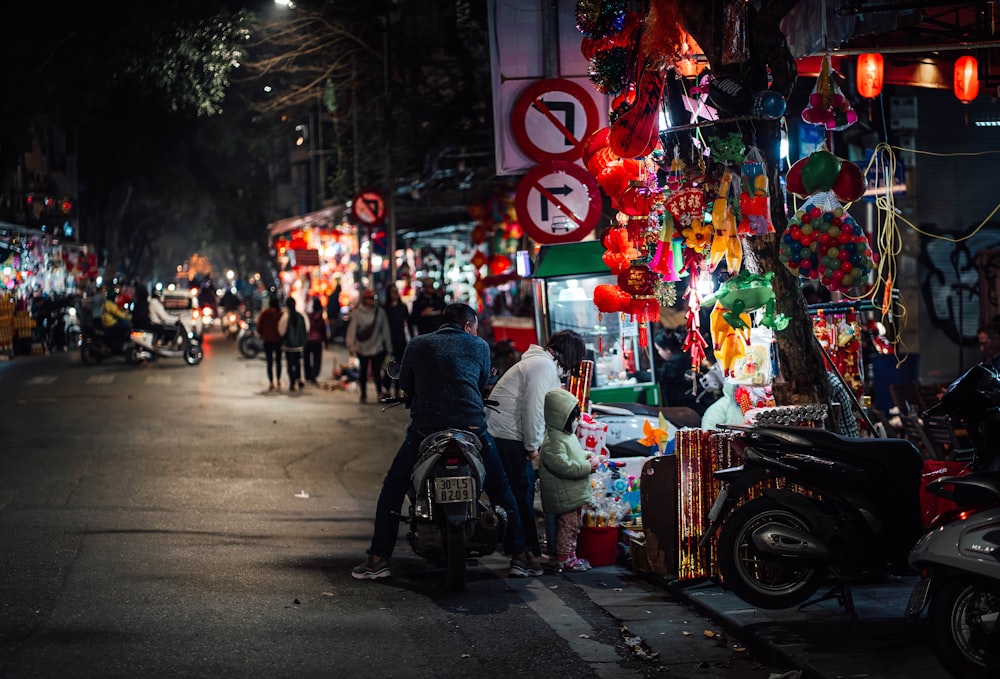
(514, 160, 602, 245)
(510, 78, 600, 163)
(350, 189, 386, 227)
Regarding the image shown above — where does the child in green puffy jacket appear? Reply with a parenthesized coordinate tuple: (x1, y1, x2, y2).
(537, 388, 600, 572)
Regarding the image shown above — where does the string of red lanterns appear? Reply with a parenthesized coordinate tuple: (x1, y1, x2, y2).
(854, 52, 979, 104)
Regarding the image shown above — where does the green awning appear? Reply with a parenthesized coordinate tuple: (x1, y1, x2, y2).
(532, 240, 610, 279)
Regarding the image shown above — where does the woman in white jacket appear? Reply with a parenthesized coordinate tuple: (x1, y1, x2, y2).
(485, 329, 585, 557)
(346, 289, 392, 403)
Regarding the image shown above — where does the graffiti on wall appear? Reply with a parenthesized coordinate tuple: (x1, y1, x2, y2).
(919, 226, 1000, 347)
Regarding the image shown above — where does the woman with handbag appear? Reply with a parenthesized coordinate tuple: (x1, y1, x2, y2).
(346, 289, 392, 403)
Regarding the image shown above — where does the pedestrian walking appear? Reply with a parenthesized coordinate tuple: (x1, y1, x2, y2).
(257, 293, 283, 391)
(538, 388, 600, 572)
(304, 297, 327, 384)
(346, 289, 391, 403)
(380, 284, 410, 397)
(279, 296, 309, 392)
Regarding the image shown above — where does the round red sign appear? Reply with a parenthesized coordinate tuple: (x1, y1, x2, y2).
(514, 160, 602, 245)
(510, 78, 600, 163)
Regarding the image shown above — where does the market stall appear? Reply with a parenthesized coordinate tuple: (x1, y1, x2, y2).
(531, 240, 660, 406)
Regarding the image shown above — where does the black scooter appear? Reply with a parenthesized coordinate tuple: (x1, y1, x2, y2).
(380, 361, 505, 591)
(699, 363, 1000, 614)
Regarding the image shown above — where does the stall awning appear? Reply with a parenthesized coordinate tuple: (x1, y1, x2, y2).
(268, 205, 346, 238)
(532, 240, 609, 279)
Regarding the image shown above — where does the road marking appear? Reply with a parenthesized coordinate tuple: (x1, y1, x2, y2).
(27, 376, 58, 384)
(145, 375, 172, 385)
(86, 375, 115, 384)
(489, 563, 641, 677)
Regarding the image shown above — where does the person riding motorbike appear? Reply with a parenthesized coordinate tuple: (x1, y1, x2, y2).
(352, 303, 544, 580)
(100, 286, 132, 352)
(148, 289, 182, 346)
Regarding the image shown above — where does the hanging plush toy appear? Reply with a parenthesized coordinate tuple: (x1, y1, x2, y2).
(701, 270, 789, 332)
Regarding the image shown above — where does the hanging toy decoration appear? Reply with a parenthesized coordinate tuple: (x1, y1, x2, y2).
(738, 146, 774, 235)
(667, 188, 710, 253)
(779, 194, 875, 293)
(701, 270, 789, 333)
(648, 211, 681, 281)
(801, 54, 858, 131)
(707, 171, 742, 273)
(600, 225, 639, 274)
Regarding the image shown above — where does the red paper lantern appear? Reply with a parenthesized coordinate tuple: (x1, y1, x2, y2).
(856, 53, 884, 99)
(617, 181, 653, 217)
(954, 55, 979, 104)
(593, 284, 630, 313)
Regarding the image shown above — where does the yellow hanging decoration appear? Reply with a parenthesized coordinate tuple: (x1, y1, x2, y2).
(708, 171, 742, 273)
(710, 304, 751, 377)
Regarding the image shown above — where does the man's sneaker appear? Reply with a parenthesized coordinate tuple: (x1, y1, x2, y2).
(509, 555, 544, 577)
(351, 556, 391, 580)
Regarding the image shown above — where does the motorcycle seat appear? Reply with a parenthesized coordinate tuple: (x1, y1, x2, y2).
(752, 424, 924, 473)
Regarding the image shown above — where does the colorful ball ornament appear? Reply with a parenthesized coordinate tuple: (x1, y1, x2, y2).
(779, 196, 874, 294)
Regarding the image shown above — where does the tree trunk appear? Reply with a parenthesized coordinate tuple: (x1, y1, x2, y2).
(677, 0, 828, 405)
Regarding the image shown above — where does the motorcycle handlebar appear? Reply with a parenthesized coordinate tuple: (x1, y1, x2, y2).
(921, 400, 945, 420)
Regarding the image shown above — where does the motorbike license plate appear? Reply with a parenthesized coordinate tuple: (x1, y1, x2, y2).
(904, 576, 932, 617)
(433, 476, 474, 503)
(707, 486, 729, 523)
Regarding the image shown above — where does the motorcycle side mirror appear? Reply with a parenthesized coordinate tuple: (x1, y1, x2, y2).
(386, 360, 401, 381)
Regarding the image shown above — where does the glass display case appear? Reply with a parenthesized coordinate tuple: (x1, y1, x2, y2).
(531, 242, 659, 405)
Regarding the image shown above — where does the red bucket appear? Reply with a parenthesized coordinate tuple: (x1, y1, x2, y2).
(577, 526, 618, 567)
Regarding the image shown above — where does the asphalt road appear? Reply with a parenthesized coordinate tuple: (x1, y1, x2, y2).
(0, 333, 785, 679)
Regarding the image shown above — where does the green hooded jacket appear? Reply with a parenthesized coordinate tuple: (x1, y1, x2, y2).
(538, 388, 592, 515)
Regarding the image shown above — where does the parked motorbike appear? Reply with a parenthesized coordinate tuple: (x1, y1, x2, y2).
(905, 472, 1000, 679)
(380, 362, 505, 591)
(80, 325, 136, 365)
(127, 320, 203, 366)
(33, 294, 81, 352)
(698, 363, 1000, 614)
(237, 319, 264, 359)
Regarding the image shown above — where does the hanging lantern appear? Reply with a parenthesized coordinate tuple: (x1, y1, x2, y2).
(954, 55, 979, 104)
(856, 53, 884, 99)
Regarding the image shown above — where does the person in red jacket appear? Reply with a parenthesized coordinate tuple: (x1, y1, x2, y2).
(256, 293, 284, 391)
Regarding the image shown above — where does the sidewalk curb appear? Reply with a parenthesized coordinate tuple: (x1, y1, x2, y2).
(664, 577, 824, 679)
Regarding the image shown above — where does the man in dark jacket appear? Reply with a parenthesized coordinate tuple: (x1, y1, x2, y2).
(409, 277, 446, 336)
(352, 303, 543, 580)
